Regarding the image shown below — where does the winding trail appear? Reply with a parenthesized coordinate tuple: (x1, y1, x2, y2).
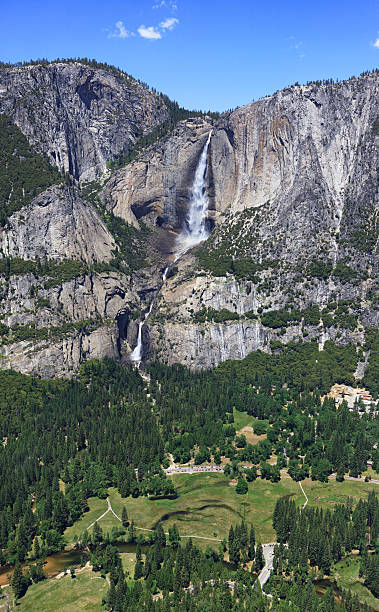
(87, 496, 222, 542)
(86, 499, 111, 530)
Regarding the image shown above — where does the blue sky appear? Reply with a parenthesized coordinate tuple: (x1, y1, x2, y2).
(1, 0, 378, 111)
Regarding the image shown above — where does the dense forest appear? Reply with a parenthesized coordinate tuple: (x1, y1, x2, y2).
(0, 342, 377, 607)
(272, 493, 379, 595)
(85, 513, 378, 611)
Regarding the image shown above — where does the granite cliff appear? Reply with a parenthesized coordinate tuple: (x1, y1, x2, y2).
(0, 61, 377, 376)
(0, 61, 169, 183)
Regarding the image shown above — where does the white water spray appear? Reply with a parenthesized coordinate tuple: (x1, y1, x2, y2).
(176, 131, 212, 257)
(130, 266, 169, 364)
(130, 301, 153, 363)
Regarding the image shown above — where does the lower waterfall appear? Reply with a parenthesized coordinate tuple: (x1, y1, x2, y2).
(130, 266, 168, 364)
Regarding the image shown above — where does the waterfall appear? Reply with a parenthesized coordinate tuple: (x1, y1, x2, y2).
(130, 266, 169, 364)
(130, 130, 212, 364)
(176, 131, 212, 256)
(130, 301, 154, 363)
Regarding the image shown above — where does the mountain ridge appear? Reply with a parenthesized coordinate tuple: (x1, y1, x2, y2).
(0, 61, 377, 379)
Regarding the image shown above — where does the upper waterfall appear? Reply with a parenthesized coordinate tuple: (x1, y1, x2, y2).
(176, 131, 212, 256)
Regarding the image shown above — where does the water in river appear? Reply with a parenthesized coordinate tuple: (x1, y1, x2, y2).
(0, 542, 145, 587)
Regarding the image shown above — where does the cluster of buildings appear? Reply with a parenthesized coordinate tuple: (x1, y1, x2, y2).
(328, 384, 378, 415)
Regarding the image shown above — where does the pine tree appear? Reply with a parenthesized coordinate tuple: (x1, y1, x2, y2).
(365, 555, 379, 597)
(11, 561, 27, 599)
(134, 558, 144, 580)
(128, 520, 136, 543)
(320, 539, 332, 575)
(92, 522, 103, 545)
(320, 587, 335, 611)
(255, 543, 264, 572)
(235, 476, 248, 495)
(121, 506, 129, 527)
(33, 536, 40, 559)
(107, 580, 117, 610)
(168, 523, 180, 549)
(248, 525, 255, 560)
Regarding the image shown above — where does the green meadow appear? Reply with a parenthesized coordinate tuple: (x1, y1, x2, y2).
(63, 474, 379, 547)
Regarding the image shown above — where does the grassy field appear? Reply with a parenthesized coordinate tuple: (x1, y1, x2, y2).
(233, 408, 269, 432)
(120, 551, 137, 580)
(64, 497, 110, 546)
(8, 568, 108, 612)
(108, 474, 379, 545)
(5, 471, 378, 611)
(332, 555, 379, 610)
(302, 477, 379, 508)
(62, 471, 379, 549)
(62, 410, 379, 549)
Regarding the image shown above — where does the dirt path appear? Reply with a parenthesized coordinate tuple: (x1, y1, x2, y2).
(299, 481, 308, 508)
(86, 496, 223, 542)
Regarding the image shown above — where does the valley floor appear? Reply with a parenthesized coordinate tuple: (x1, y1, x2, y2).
(2, 472, 378, 611)
(64, 474, 379, 546)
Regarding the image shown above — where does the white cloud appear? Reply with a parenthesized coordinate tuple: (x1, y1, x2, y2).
(138, 24, 162, 39)
(160, 17, 179, 30)
(153, 1, 178, 9)
(373, 37, 379, 48)
(108, 21, 134, 39)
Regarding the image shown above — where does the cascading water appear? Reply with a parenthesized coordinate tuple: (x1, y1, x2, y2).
(130, 266, 169, 364)
(130, 132, 212, 364)
(130, 301, 153, 363)
(176, 131, 212, 257)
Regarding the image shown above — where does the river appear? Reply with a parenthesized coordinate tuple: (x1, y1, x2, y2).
(0, 542, 143, 587)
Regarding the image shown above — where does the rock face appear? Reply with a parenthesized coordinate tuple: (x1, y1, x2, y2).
(0, 184, 116, 263)
(0, 63, 378, 376)
(104, 73, 378, 369)
(208, 74, 379, 266)
(0, 62, 169, 182)
(102, 118, 214, 254)
(0, 323, 120, 378)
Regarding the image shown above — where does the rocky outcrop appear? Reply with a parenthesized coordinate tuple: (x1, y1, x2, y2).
(0, 62, 169, 182)
(135, 75, 378, 368)
(0, 184, 116, 263)
(208, 74, 379, 266)
(0, 323, 120, 378)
